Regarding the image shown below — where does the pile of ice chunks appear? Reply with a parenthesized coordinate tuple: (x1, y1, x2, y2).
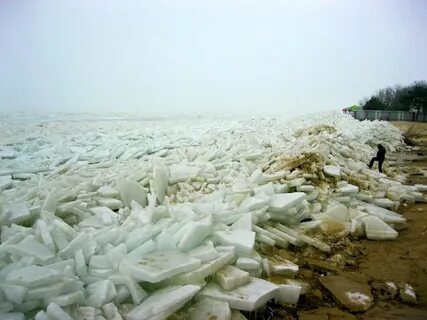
(0, 111, 426, 319)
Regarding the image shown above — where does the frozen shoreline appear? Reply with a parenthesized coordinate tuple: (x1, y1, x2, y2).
(0, 112, 425, 319)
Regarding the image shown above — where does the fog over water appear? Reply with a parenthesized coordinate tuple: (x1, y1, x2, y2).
(1, 0, 426, 117)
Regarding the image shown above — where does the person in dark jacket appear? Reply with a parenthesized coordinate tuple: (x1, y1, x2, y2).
(368, 144, 386, 173)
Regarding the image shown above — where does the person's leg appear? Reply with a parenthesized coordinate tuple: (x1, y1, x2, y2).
(368, 157, 377, 169)
(378, 158, 384, 173)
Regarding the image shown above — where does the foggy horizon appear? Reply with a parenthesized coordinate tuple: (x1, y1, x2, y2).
(1, 0, 426, 117)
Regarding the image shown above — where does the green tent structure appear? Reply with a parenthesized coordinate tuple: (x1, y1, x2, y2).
(343, 105, 361, 113)
(348, 104, 361, 111)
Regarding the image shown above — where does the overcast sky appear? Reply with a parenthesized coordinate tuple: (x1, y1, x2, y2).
(0, 0, 426, 116)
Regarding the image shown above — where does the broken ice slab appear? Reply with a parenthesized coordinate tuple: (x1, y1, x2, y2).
(12, 173, 37, 180)
(0, 202, 32, 225)
(59, 232, 92, 259)
(216, 265, 249, 290)
(236, 257, 260, 271)
(268, 259, 299, 277)
(97, 185, 120, 198)
(162, 250, 234, 286)
(337, 184, 359, 194)
(125, 225, 160, 252)
(33, 310, 47, 320)
(97, 198, 123, 210)
(41, 190, 58, 215)
(5, 265, 62, 288)
(296, 185, 315, 192)
(90, 206, 119, 224)
(169, 164, 200, 184)
(189, 298, 231, 320)
(275, 284, 301, 306)
(414, 184, 427, 192)
(153, 163, 168, 203)
(323, 165, 340, 177)
(120, 250, 201, 283)
(291, 232, 331, 253)
(126, 285, 201, 320)
(357, 192, 373, 203)
(78, 307, 96, 320)
(373, 198, 395, 209)
(253, 225, 289, 249)
(214, 229, 255, 254)
(46, 291, 84, 307)
(265, 226, 303, 247)
(268, 192, 307, 213)
(240, 195, 270, 211)
(0, 175, 12, 190)
(317, 213, 348, 234)
(362, 216, 398, 240)
(230, 214, 252, 231)
(231, 180, 252, 194)
(198, 277, 279, 311)
(46, 303, 73, 320)
(252, 182, 276, 195)
(5, 235, 54, 263)
(283, 279, 309, 294)
(25, 278, 75, 302)
(409, 191, 425, 202)
(75, 249, 88, 277)
(110, 276, 147, 305)
(86, 280, 117, 308)
(0, 147, 16, 159)
(360, 203, 406, 224)
(287, 177, 305, 188)
(117, 178, 147, 208)
(177, 216, 212, 252)
(0, 313, 24, 320)
(187, 242, 219, 263)
(256, 233, 275, 246)
(103, 302, 123, 320)
(2, 284, 27, 304)
(324, 203, 349, 222)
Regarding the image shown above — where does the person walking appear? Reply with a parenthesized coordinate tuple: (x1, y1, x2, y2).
(368, 144, 386, 173)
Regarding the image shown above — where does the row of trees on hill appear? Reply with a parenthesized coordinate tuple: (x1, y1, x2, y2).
(359, 81, 427, 116)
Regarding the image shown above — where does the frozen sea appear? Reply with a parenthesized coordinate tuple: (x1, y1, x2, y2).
(0, 110, 415, 319)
